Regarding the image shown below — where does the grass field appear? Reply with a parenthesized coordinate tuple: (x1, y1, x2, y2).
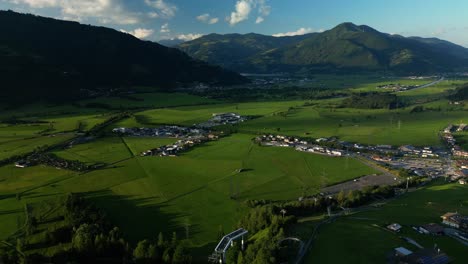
(52, 137, 134, 164)
(454, 131, 468, 150)
(0, 134, 75, 160)
(79, 92, 217, 109)
(238, 103, 468, 146)
(1, 82, 467, 259)
(302, 182, 468, 263)
(0, 133, 377, 251)
(112, 100, 307, 128)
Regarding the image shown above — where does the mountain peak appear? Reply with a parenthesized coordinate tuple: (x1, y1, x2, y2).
(331, 22, 379, 34)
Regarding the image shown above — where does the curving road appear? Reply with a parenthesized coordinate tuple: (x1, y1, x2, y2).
(401, 77, 445, 92)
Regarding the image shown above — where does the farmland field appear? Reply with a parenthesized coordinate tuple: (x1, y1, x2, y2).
(239, 104, 468, 146)
(302, 182, 468, 263)
(0, 80, 467, 261)
(0, 133, 377, 248)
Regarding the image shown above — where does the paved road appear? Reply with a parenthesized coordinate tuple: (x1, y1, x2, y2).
(402, 236, 424, 249)
(444, 228, 468, 246)
(401, 77, 445, 92)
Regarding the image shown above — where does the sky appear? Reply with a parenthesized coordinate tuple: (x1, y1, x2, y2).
(1, 0, 468, 46)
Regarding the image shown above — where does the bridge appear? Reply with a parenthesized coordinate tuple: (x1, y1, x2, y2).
(208, 228, 248, 263)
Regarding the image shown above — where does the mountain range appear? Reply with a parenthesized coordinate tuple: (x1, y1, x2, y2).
(0, 10, 247, 103)
(178, 23, 468, 74)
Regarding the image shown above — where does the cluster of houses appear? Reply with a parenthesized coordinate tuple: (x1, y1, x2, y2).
(388, 212, 468, 264)
(113, 113, 247, 157)
(441, 124, 468, 159)
(197, 113, 247, 128)
(398, 145, 439, 158)
(454, 160, 468, 184)
(376, 83, 417, 92)
(256, 135, 345, 157)
(113, 113, 247, 138)
(141, 135, 218, 157)
(112, 126, 205, 138)
(441, 212, 468, 232)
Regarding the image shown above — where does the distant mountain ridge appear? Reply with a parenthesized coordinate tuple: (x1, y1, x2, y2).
(159, 38, 187, 47)
(178, 23, 468, 74)
(0, 10, 247, 103)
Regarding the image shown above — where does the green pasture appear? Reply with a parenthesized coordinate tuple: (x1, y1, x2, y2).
(0, 133, 376, 251)
(1, 81, 467, 259)
(239, 103, 468, 146)
(0, 134, 74, 160)
(121, 137, 177, 155)
(349, 78, 431, 93)
(79, 92, 217, 109)
(397, 79, 463, 104)
(52, 137, 133, 164)
(304, 182, 468, 263)
(113, 101, 307, 128)
(0, 124, 48, 140)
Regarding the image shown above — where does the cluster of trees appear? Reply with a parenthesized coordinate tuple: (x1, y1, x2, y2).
(342, 92, 399, 109)
(133, 233, 191, 264)
(448, 83, 468, 101)
(225, 206, 294, 264)
(22, 153, 104, 172)
(1, 194, 192, 264)
(335, 185, 394, 208)
(0, 145, 52, 167)
(191, 85, 349, 103)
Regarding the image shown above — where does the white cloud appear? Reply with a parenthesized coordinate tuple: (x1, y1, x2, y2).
(196, 13, 218, 24)
(273, 27, 315, 37)
(175, 33, 203, 41)
(144, 0, 177, 19)
(196, 13, 209, 22)
(7, 0, 140, 25)
(209, 17, 219, 24)
(228, 0, 252, 26)
(148, 12, 159, 18)
(160, 23, 170, 33)
(228, 0, 271, 26)
(121, 28, 154, 39)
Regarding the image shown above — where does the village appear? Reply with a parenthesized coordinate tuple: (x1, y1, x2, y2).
(441, 123, 468, 159)
(256, 123, 468, 184)
(112, 113, 246, 157)
(377, 83, 418, 92)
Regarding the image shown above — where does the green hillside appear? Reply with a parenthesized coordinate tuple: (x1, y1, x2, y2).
(179, 23, 468, 74)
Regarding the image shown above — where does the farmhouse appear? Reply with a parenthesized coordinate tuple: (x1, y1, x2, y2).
(394, 247, 412, 257)
(419, 223, 444, 236)
(14, 160, 31, 168)
(459, 178, 467, 185)
(456, 123, 467, 132)
(444, 124, 454, 134)
(452, 147, 468, 158)
(387, 223, 402, 232)
(441, 212, 468, 231)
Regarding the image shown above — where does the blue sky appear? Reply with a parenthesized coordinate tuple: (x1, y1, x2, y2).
(1, 0, 468, 46)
